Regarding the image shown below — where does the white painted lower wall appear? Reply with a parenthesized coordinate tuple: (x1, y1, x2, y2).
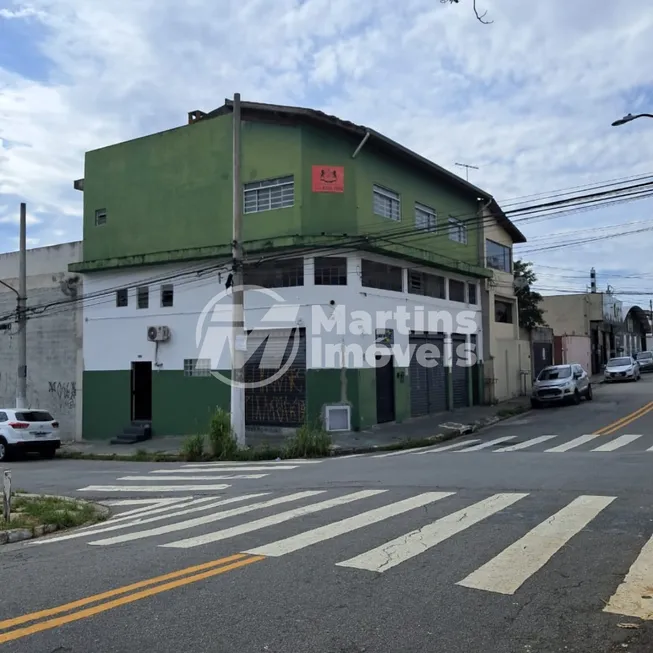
(83, 253, 484, 373)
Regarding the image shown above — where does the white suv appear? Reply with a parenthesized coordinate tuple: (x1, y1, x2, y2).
(0, 409, 61, 462)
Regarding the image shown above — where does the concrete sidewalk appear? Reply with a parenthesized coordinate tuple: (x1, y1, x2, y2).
(59, 394, 533, 459)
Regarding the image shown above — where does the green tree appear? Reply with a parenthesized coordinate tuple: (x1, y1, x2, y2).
(442, 0, 493, 24)
(514, 260, 546, 330)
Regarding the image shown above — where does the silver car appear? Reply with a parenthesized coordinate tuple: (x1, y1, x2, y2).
(635, 351, 653, 372)
(531, 363, 592, 408)
(604, 356, 641, 382)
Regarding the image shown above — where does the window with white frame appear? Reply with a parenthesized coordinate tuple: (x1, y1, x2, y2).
(449, 217, 467, 244)
(243, 176, 294, 214)
(373, 185, 401, 221)
(415, 202, 436, 232)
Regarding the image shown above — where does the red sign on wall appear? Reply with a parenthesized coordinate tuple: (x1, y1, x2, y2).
(312, 165, 344, 193)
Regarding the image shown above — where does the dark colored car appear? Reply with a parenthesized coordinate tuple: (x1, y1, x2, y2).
(636, 351, 653, 372)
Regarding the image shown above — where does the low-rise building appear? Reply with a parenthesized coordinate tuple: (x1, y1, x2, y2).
(540, 291, 649, 373)
(71, 99, 526, 440)
(0, 242, 83, 439)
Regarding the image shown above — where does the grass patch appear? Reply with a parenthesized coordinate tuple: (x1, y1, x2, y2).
(180, 434, 205, 462)
(207, 408, 238, 460)
(2, 494, 105, 533)
(283, 421, 332, 458)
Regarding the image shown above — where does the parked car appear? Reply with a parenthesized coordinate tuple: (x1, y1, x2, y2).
(531, 363, 592, 408)
(604, 356, 641, 382)
(636, 351, 653, 372)
(0, 409, 60, 462)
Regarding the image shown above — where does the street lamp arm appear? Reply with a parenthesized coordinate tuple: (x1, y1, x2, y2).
(611, 112, 653, 127)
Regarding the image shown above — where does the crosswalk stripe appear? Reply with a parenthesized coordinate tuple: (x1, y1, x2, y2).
(457, 495, 615, 595)
(456, 437, 516, 452)
(245, 492, 455, 557)
(181, 461, 319, 468)
(604, 533, 653, 619)
(153, 466, 298, 473)
(413, 440, 481, 454)
(373, 446, 438, 458)
(591, 434, 643, 452)
(494, 436, 558, 452)
(36, 494, 267, 544)
(335, 493, 528, 573)
(161, 490, 386, 550)
(88, 491, 326, 546)
(545, 434, 600, 452)
(77, 485, 231, 492)
(102, 499, 182, 508)
(116, 475, 268, 481)
(91, 497, 217, 526)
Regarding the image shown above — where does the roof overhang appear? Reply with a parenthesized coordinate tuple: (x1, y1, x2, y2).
(191, 99, 527, 244)
(625, 305, 651, 332)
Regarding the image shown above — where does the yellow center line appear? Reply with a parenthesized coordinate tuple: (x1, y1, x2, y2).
(0, 555, 264, 644)
(0, 552, 264, 644)
(594, 401, 653, 436)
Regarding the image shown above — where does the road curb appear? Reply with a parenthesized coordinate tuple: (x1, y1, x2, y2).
(0, 494, 110, 545)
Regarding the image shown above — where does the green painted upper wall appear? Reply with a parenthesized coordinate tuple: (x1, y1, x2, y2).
(80, 113, 487, 270)
(82, 115, 303, 262)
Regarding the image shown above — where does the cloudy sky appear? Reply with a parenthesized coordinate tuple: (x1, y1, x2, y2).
(1, 0, 653, 305)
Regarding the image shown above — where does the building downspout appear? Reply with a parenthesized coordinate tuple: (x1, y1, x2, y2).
(352, 131, 371, 159)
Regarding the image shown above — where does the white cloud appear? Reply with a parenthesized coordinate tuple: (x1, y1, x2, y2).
(1, 0, 653, 305)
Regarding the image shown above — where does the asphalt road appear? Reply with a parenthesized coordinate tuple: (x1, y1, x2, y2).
(2, 375, 653, 652)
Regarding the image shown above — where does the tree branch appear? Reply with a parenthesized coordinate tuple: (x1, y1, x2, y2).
(441, 0, 493, 24)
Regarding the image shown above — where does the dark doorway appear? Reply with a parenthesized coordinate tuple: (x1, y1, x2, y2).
(131, 361, 152, 421)
(375, 352, 396, 424)
(532, 342, 553, 379)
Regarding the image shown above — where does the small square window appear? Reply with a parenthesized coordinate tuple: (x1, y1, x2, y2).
(161, 284, 174, 307)
(495, 299, 514, 323)
(95, 209, 107, 226)
(137, 286, 149, 309)
(184, 358, 211, 377)
(116, 288, 128, 307)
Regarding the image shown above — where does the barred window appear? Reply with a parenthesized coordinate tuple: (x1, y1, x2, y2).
(415, 202, 436, 232)
(184, 359, 211, 377)
(244, 258, 304, 288)
(449, 217, 467, 244)
(408, 271, 446, 299)
(137, 286, 149, 309)
(314, 257, 347, 285)
(373, 185, 401, 221)
(244, 176, 294, 214)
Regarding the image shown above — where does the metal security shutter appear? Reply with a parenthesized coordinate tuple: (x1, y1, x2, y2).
(451, 334, 469, 409)
(470, 334, 480, 405)
(409, 333, 447, 416)
(409, 334, 430, 417)
(244, 328, 306, 427)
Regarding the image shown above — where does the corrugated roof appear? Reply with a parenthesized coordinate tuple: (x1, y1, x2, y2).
(193, 99, 527, 244)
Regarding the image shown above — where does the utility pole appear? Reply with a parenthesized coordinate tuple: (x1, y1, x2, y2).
(230, 93, 246, 448)
(455, 162, 479, 181)
(16, 203, 27, 409)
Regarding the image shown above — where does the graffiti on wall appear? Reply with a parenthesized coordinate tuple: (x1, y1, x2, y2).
(48, 381, 76, 413)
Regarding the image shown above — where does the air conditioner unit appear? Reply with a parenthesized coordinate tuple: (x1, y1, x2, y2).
(325, 405, 351, 432)
(147, 326, 171, 342)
